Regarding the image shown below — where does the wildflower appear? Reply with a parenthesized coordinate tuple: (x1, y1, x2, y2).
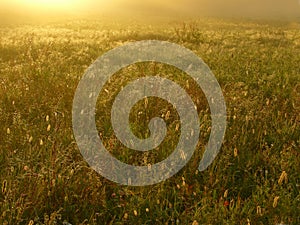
(40, 139, 44, 145)
(24, 165, 29, 171)
(6, 128, 10, 134)
(47, 124, 51, 132)
(133, 210, 138, 216)
(29, 136, 33, 143)
(123, 213, 128, 219)
(145, 208, 149, 212)
(111, 193, 116, 198)
(224, 200, 229, 207)
(46, 115, 49, 122)
(273, 196, 279, 208)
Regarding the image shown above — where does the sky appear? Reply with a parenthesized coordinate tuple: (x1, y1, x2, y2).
(1, 0, 300, 22)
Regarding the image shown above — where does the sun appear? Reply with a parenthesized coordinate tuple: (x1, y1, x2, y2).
(2, 0, 115, 15)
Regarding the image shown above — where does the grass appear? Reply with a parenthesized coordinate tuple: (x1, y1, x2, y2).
(0, 18, 299, 224)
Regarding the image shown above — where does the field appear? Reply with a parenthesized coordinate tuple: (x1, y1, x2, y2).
(0, 18, 299, 224)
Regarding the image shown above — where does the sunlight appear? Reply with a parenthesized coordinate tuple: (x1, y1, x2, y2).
(18, 0, 83, 10)
(2, 0, 113, 14)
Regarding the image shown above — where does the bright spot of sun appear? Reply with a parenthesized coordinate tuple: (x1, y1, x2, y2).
(6, 0, 113, 13)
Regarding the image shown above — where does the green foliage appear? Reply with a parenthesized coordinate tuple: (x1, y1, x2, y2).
(0, 19, 299, 224)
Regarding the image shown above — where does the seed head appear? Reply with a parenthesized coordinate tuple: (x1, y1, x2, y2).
(278, 171, 288, 185)
(273, 196, 279, 208)
(247, 218, 251, 225)
(192, 221, 199, 225)
(165, 111, 170, 120)
(2, 180, 7, 194)
(224, 189, 228, 198)
(256, 205, 262, 216)
(234, 148, 238, 157)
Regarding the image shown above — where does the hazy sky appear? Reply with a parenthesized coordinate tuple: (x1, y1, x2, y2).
(116, 0, 300, 19)
(1, 0, 300, 21)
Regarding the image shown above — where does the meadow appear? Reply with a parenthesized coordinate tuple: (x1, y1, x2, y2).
(0, 18, 299, 224)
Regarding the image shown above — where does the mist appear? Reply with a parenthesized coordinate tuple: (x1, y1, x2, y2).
(1, 0, 300, 23)
(109, 0, 300, 20)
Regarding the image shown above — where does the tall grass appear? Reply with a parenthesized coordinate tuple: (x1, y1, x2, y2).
(0, 19, 299, 224)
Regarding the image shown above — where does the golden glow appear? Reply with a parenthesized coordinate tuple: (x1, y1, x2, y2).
(2, 0, 113, 14)
(1, 0, 299, 19)
(16, 0, 83, 11)
(30, 0, 77, 7)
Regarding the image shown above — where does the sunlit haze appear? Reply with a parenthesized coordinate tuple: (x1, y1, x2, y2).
(1, 0, 300, 23)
